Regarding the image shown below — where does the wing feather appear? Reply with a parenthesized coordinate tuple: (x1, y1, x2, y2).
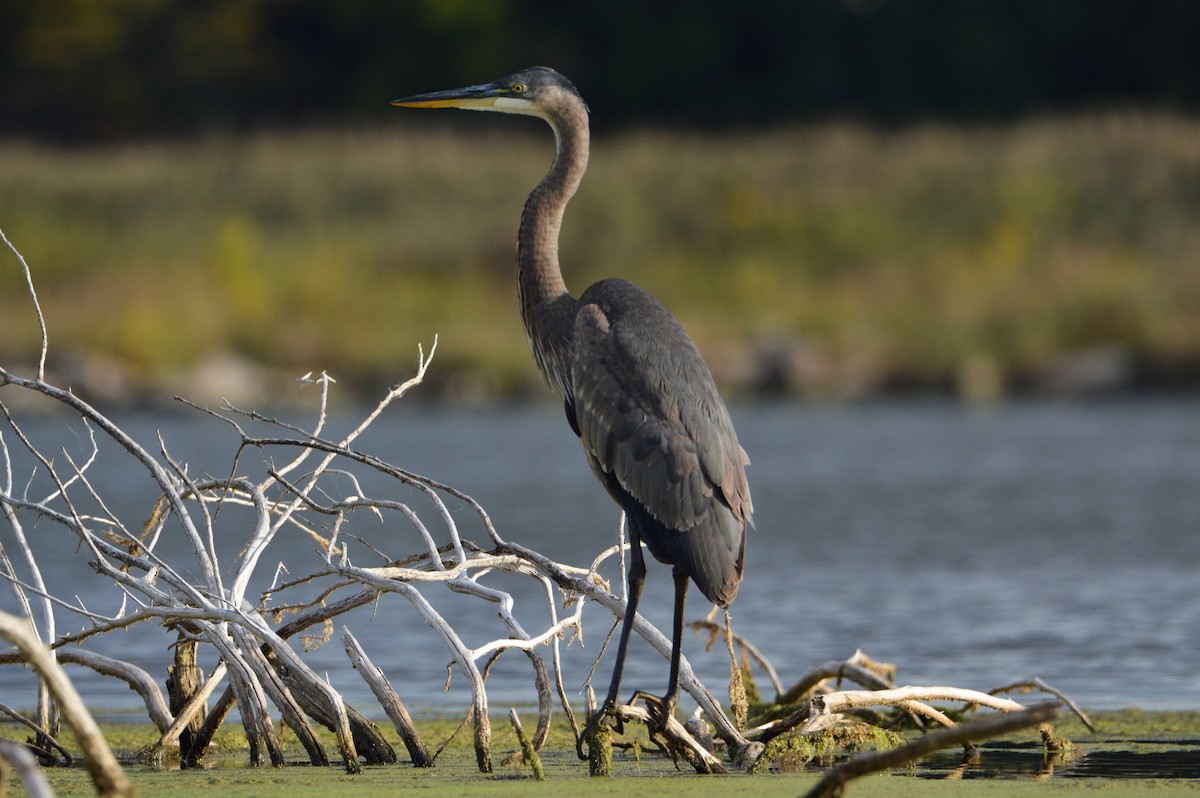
(568, 280, 752, 596)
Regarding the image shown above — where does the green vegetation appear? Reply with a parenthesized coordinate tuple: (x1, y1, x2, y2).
(8, 710, 1198, 796)
(2, 114, 1199, 401)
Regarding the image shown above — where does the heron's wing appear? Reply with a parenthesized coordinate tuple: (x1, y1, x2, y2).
(569, 288, 752, 537)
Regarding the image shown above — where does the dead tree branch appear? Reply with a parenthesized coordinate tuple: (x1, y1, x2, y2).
(342, 629, 432, 767)
(0, 230, 1073, 783)
(0, 738, 54, 798)
(988, 677, 1095, 732)
(0, 609, 132, 797)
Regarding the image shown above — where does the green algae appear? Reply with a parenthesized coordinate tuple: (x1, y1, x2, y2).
(4, 709, 1197, 797)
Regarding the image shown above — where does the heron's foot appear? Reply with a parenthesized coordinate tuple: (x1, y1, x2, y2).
(575, 700, 621, 760)
(629, 689, 678, 735)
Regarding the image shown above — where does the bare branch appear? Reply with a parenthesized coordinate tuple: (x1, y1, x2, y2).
(53, 650, 173, 732)
(988, 676, 1095, 732)
(140, 662, 228, 764)
(0, 738, 55, 798)
(343, 629, 432, 767)
(0, 702, 72, 764)
(615, 703, 726, 774)
(1, 226, 47, 380)
(0, 234, 1072, 782)
(0, 609, 132, 797)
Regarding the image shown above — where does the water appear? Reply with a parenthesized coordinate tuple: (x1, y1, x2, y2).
(1, 398, 1197, 720)
(919, 746, 1200, 780)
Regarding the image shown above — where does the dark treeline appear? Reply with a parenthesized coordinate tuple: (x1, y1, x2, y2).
(3, 0, 1200, 142)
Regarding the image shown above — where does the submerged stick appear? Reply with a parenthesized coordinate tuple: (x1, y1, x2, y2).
(166, 633, 208, 751)
(342, 629, 433, 767)
(583, 686, 611, 777)
(142, 662, 228, 765)
(508, 710, 545, 781)
(188, 684, 238, 764)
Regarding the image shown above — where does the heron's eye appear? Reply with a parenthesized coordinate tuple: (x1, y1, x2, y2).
(510, 82, 526, 94)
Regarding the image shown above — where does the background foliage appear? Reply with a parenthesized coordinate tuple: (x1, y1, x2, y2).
(2, 1, 1199, 401)
(3, 0, 1200, 140)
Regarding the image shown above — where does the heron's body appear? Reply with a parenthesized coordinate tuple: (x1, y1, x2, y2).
(394, 67, 752, 752)
(569, 277, 748, 606)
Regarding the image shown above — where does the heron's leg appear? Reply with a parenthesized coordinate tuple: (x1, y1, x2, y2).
(604, 528, 647, 706)
(631, 566, 689, 733)
(576, 527, 647, 759)
(662, 565, 689, 717)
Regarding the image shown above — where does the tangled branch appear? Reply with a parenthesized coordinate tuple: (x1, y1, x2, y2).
(1, 229, 1076, 788)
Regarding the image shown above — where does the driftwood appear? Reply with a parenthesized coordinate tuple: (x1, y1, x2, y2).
(141, 662, 228, 765)
(0, 228, 1078, 787)
(0, 610, 132, 797)
(989, 677, 1095, 732)
(0, 647, 174, 736)
(803, 702, 1061, 798)
(0, 738, 54, 798)
(165, 632, 207, 754)
(184, 676, 237, 764)
(0, 229, 651, 776)
(787, 686, 1024, 737)
(583, 687, 610, 776)
(342, 629, 432, 767)
(616, 703, 727, 774)
(0, 702, 71, 765)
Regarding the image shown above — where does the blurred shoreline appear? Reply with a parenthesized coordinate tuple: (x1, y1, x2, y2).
(3, 116, 1199, 406)
(3, 339, 1196, 410)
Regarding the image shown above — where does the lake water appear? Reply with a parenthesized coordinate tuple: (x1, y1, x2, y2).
(1, 398, 1197, 721)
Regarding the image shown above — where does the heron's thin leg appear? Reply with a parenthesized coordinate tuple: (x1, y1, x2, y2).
(630, 566, 689, 733)
(604, 529, 647, 706)
(576, 528, 646, 759)
(662, 565, 689, 718)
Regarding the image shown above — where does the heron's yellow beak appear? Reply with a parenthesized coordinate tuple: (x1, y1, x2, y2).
(392, 81, 506, 109)
(391, 96, 499, 110)
(393, 79, 540, 118)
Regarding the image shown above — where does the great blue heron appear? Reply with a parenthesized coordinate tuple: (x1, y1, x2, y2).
(393, 66, 752, 756)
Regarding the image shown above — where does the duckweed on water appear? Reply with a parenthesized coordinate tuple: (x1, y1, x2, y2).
(8, 710, 1199, 797)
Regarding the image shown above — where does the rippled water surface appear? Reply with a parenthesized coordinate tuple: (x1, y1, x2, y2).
(2, 398, 1197, 717)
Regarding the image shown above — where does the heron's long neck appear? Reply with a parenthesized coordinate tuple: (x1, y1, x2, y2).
(518, 102, 589, 394)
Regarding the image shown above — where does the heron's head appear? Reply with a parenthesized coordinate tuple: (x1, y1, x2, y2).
(392, 66, 586, 122)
